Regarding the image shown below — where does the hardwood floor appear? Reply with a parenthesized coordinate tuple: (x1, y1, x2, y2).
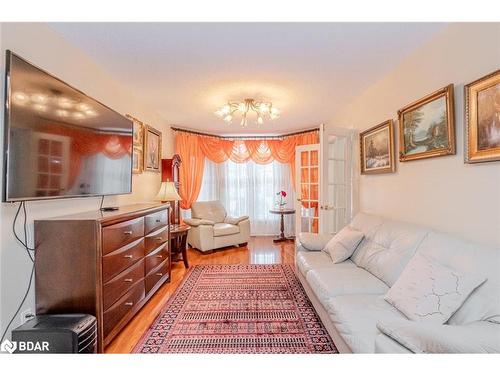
(105, 236, 296, 353)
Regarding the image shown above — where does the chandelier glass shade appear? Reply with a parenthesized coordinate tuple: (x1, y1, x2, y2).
(215, 98, 280, 127)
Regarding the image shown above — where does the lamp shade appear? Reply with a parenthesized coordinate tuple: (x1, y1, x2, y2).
(155, 181, 182, 202)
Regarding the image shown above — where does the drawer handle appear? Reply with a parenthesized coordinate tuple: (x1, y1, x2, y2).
(155, 237, 163, 241)
(123, 255, 133, 259)
(124, 302, 133, 306)
(156, 273, 163, 277)
(123, 231, 133, 235)
(124, 278, 133, 282)
(156, 255, 163, 259)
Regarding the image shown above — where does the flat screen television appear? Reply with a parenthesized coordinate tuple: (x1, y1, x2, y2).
(2, 51, 133, 202)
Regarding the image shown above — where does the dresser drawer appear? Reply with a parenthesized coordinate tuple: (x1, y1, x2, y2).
(145, 261, 169, 295)
(144, 226, 169, 255)
(103, 281, 145, 338)
(102, 238, 145, 283)
(145, 210, 168, 235)
(103, 259, 145, 310)
(145, 243, 169, 275)
(102, 217, 144, 255)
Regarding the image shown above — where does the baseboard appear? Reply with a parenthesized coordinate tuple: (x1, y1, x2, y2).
(296, 268, 352, 354)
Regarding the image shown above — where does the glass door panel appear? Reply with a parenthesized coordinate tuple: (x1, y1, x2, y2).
(295, 145, 321, 236)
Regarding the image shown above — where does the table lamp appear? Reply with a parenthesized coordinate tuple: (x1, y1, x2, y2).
(155, 180, 182, 203)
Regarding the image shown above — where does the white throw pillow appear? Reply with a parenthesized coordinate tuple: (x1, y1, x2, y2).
(384, 253, 486, 324)
(324, 226, 364, 263)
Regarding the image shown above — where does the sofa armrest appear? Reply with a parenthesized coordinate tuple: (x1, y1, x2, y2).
(224, 215, 250, 225)
(184, 218, 215, 227)
(298, 232, 333, 251)
(376, 319, 500, 353)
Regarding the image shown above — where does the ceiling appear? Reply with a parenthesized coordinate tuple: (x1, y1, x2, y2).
(49, 23, 447, 134)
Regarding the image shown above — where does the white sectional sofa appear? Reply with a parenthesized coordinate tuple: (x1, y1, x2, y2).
(296, 213, 500, 353)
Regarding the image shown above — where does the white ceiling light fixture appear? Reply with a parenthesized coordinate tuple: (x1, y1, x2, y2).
(215, 98, 280, 127)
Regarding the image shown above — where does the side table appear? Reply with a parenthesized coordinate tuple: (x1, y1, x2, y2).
(269, 208, 296, 243)
(170, 223, 191, 268)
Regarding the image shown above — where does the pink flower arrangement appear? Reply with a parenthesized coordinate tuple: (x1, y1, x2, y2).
(276, 190, 287, 208)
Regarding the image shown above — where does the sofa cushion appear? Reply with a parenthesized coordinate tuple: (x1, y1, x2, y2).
(325, 294, 405, 353)
(296, 251, 355, 277)
(191, 200, 227, 223)
(351, 219, 430, 286)
(384, 252, 485, 324)
(213, 223, 239, 237)
(324, 226, 364, 263)
(376, 319, 500, 353)
(306, 266, 389, 306)
(298, 232, 333, 251)
(374, 333, 412, 353)
(415, 232, 500, 325)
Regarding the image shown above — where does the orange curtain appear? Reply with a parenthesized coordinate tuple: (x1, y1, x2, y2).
(174, 130, 319, 208)
(175, 132, 206, 209)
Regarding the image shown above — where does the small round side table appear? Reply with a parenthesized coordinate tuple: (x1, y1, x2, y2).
(269, 208, 296, 243)
(170, 223, 191, 268)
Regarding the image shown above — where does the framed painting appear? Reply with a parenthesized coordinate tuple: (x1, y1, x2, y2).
(360, 119, 395, 174)
(144, 125, 162, 172)
(465, 69, 500, 163)
(132, 146, 143, 174)
(398, 84, 455, 162)
(126, 114, 144, 147)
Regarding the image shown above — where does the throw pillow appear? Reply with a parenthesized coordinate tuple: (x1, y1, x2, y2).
(384, 253, 486, 324)
(324, 226, 364, 263)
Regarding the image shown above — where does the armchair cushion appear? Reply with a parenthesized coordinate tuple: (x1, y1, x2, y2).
(298, 232, 334, 251)
(213, 223, 240, 237)
(224, 215, 250, 225)
(191, 200, 227, 222)
(184, 218, 215, 227)
(376, 318, 500, 353)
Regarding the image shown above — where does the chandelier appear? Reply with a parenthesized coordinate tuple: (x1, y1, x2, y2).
(215, 98, 280, 127)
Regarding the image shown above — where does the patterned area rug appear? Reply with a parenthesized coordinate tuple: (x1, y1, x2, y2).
(133, 264, 337, 354)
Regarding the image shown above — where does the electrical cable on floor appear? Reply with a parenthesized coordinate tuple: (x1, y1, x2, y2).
(1, 201, 36, 342)
(0, 262, 35, 343)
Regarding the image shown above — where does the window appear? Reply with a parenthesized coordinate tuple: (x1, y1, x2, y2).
(197, 159, 295, 236)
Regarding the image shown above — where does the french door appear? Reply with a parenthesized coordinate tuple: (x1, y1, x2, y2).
(295, 144, 321, 236)
(320, 125, 354, 235)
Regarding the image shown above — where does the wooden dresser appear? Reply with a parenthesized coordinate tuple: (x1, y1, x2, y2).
(34, 203, 170, 352)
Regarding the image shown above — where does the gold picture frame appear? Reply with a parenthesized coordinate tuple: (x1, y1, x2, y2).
(360, 119, 395, 174)
(126, 114, 145, 147)
(144, 125, 162, 173)
(398, 84, 455, 162)
(465, 69, 500, 163)
(132, 146, 143, 174)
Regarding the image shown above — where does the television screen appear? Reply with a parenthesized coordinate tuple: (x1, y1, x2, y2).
(2, 51, 133, 202)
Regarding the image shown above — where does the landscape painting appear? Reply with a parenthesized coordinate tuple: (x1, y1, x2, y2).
(465, 70, 500, 163)
(398, 84, 455, 161)
(477, 82, 500, 150)
(360, 120, 395, 174)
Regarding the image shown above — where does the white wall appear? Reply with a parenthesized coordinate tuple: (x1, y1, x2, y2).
(332, 23, 500, 248)
(0, 23, 174, 339)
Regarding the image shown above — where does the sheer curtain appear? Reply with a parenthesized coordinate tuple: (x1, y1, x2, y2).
(196, 159, 295, 236)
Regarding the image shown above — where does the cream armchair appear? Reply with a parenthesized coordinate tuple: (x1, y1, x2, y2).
(184, 200, 250, 252)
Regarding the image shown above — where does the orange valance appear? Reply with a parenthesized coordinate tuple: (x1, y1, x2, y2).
(175, 129, 319, 209)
